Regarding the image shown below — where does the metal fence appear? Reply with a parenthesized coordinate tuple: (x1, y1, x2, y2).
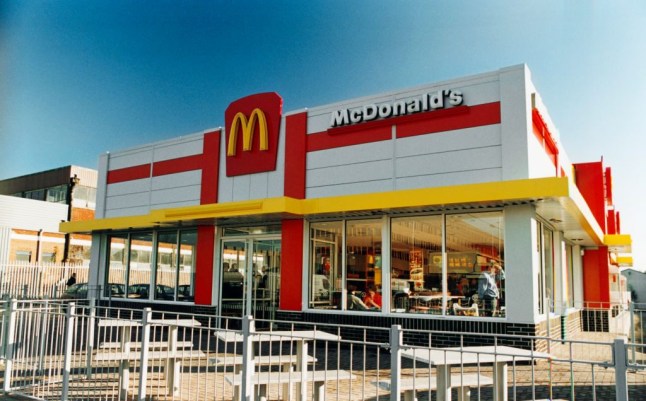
(0, 262, 89, 299)
(0, 263, 193, 300)
(0, 299, 644, 401)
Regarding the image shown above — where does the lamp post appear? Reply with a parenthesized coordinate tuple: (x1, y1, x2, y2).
(62, 174, 80, 263)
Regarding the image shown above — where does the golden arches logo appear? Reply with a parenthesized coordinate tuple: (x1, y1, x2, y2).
(227, 109, 268, 156)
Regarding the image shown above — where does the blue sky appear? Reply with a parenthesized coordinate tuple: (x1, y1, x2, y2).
(1, 1, 644, 267)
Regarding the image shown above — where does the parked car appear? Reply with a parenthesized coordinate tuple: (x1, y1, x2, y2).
(61, 282, 126, 299)
(177, 284, 194, 301)
(128, 283, 175, 300)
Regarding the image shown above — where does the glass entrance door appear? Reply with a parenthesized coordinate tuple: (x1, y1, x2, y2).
(220, 237, 281, 320)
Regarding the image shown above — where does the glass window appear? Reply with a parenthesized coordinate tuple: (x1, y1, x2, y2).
(24, 189, 45, 201)
(308, 211, 504, 318)
(106, 234, 128, 298)
(178, 230, 197, 302)
(391, 216, 443, 314)
(105, 229, 196, 302)
(46, 185, 67, 203)
(346, 219, 382, 311)
(15, 250, 31, 262)
(542, 226, 554, 313)
(447, 212, 505, 318)
(309, 222, 343, 309)
(155, 231, 178, 301)
(566, 244, 575, 308)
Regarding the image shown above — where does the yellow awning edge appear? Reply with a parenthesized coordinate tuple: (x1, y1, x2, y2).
(604, 234, 632, 254)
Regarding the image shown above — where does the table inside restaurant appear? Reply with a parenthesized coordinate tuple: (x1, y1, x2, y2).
(401, 345, 550, 401)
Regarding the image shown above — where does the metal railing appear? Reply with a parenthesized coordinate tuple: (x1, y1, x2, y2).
(0, 299, 644, 401)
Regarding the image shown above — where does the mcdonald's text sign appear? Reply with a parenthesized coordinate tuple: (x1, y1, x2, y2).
(225, 92, 283, 177)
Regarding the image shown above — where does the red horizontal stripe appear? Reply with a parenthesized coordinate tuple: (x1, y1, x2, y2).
(107, 154, 205, 185)
(152, 154, 203, 177)
(396, 102, 501, 138)
(106, 164, 150, 184)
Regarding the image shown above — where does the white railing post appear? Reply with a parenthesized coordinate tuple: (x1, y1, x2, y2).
(85, 298, 96, 379)
(613, 337, 628, 401)
(37, 299, 49, 375)
(3, 299, 18, 393)
(389, 324, 402, 401)
(137, 307, 152, 401)
(241, 315, 256, 401)
(629, 302, 636, 363)
(62, 302, 76, 401)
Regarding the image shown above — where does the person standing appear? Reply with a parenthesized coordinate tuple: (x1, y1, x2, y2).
(66, 272, 77, 286)
(478, 264, 503, 316)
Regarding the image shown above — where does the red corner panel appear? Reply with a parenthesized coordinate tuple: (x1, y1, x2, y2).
(200, 130, 221, 204)
(582, 247, 610, 308)
(573, 161, 607, 232)
(194, 226, 215, 305)
(280, 219, 304, 311)
(284, 112, 308, 199)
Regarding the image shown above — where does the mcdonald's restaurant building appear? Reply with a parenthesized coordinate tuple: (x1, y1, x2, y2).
(62, 64, 633, 337)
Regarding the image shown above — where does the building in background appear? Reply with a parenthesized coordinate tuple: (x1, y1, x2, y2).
(622, 268, 646, 304)
(0, 166, 97, 264)
(62, 65, 633, 337)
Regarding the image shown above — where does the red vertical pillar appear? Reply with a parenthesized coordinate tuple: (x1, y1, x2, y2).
(281, 112, 308, 311)
(582, 247, 611, 308)
(194, 129, 221, 305)
(281, 220, 304, 310)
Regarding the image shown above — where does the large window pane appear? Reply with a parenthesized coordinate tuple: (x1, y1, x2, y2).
(309, 221, 342, 309)
(346, 219, 382, 311)
(106, 234, 128, 298)
(178, 230, 197, 302)
(127, 232, 153, 298)
(154, 231, 178, 301)
(391, 216, 443, 314)
(446, 211, 505, 317)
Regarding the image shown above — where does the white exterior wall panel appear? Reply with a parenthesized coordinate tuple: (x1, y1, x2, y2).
(527, 136, 558, 178)
(152, 133, 203, 162)
(108, 148, 154, 170)
(395, 145, 502, 179)
(395, 169, 502, 190)
(307, 179, 394, 199)
(504, 204, 539, 324)
(150, 171, 201, 191)
(395, 125, 501, 158)
(499, 66, 531, 181)
(106, 179, 151, 197)
(104, 192, 152, 217)
(150, 171, 202, 208)
(306, 140, 395, 197)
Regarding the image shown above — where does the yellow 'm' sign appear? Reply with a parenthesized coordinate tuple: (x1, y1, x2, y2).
(227, 109, 268, 156)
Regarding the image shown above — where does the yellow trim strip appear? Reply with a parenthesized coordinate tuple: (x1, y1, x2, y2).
(61, 177, 571, 233)
(616, 256, 633, 267)
(604, 234, 632, 246)
(301, 177, 569, 215)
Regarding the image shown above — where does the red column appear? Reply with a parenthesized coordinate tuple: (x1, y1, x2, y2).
(194, 226, 215, 305)
(281, 220, 304, 310)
